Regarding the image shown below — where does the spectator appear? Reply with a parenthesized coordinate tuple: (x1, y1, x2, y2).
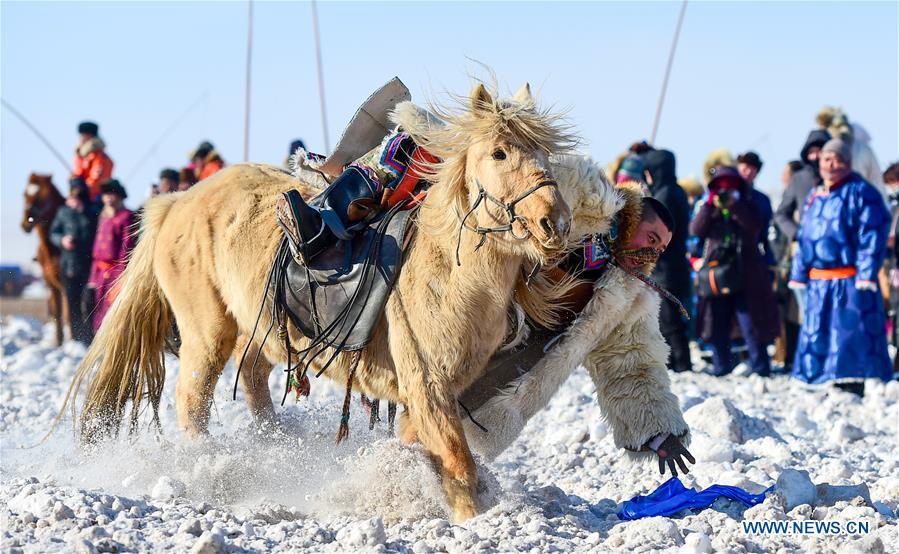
(178, 167, 198, 192)
(191, 141, 225, 181)
(286, 139, 306, 168)
(158, 168, 179, 194)
(816, 106, 886, 197)
(883, 162, 899, 370)
(88, 179, 136, 331)
(736, 151, 775, 266)
(788, 140, 891, 396)
(690, 166, 779, 377)
(774, 129, 831, 242)
(677, 175, 704, 210)
(49, 178, 98, 344)
(71, 121, 114, 202)
(702, 148, 734, 185)
(642, 148, 693, 373)
(770, 160, 805, 372)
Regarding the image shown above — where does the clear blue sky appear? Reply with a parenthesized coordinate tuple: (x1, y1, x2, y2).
(2, 1, 897, 267)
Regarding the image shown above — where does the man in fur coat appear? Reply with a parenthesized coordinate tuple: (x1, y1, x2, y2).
(460, 155, 694, 476)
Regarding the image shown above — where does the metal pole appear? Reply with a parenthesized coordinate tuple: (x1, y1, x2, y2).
(1, 98, 71, 173)
(650, 0, 688, 144)
(243, 0, 254, 162)
(311, 0, 330, 152)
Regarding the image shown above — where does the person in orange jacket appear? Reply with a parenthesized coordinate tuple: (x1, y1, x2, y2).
(190, 141, 225, 181)
(72, 121, 114, 202)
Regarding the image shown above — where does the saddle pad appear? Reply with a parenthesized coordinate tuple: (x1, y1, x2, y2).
(280, 208, 415, 351)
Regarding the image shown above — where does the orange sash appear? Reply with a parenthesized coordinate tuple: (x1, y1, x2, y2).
(808, 267, 857, 280)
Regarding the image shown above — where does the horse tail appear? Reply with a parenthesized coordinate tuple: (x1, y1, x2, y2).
(55, 194, 179, 446)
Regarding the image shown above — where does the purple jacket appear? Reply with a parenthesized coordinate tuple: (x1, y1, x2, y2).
(690, 197, 779, 344)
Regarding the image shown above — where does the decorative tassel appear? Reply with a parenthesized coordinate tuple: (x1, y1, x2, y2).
(336, 352, 361, 444)
(287, 368, 311, 400)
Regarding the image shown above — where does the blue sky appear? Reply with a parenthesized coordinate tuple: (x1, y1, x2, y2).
(2, 1, 897, 266)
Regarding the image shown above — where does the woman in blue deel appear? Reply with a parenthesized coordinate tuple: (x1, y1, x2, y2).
(788, 138, 892, 396)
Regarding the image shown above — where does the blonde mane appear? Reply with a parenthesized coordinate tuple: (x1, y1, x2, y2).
(391, 90, 577, 241)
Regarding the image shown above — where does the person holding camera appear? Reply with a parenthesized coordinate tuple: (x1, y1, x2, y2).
(690, 166, 779, 377)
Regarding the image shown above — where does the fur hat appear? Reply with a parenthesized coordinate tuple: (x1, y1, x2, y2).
(289, 139, 306, 157)
(159, 168, 179, 182)
(821, 138, 852, 164)
(78, 121, 99, 136)
(703, 148, 735, 183)
(816, 106, 853, 143)
(99, 179, 127, 199)
(677, 175, 704, 198)
(613, 181, 644, 250)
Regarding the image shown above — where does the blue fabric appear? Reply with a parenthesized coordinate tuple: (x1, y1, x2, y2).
(618, 477, 773, 520)
(790, 174, 891, 383)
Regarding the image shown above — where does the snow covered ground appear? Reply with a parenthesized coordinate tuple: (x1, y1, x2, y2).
(1, 315, 897, 553)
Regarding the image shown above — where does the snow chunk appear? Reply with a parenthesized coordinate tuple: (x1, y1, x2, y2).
(776, 469, 817, 511)
(683, 397, 744, 443)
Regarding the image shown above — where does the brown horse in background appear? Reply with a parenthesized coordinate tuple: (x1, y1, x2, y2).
(21, 173, 66, 345)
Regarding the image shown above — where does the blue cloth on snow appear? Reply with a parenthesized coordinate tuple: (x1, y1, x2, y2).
(618, 477, 773, 520)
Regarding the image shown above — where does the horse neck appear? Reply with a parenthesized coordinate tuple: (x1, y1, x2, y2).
(413, 180, 525, 319)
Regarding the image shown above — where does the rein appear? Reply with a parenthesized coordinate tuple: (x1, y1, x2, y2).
(454, 179, 559, 267)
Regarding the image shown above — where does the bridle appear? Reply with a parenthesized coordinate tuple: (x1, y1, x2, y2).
(455, 177, 559, 266)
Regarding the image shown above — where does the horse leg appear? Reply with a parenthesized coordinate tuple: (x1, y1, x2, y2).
(48, 284, 64, 345)
(170, 291, 238, 435)
(408, 392, 479, 522)
(233, 334, 275, 422)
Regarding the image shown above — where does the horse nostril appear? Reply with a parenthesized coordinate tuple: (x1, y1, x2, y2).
(539, 217, 555, 238)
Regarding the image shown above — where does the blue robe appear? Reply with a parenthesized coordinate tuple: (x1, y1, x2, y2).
(790, 173, 891, 384)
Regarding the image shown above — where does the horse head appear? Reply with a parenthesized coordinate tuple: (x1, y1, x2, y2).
(416, 83, 577, 265)
(22, 173, 63, 233)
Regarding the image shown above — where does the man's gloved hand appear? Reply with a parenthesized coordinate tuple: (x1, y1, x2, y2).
(644, 433, 696, 477)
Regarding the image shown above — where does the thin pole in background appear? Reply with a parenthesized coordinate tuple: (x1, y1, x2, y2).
(126, 92, 209, 181)
(243, 0, 254, 162)
(1, 98, 71, 173)
(310, 0, 330, 152)
(650, 0, 688, 144)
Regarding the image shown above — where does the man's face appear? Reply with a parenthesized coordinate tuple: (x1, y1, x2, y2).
(806, 146, 822, 163)
(101, 192, 122, 208)
(621, 216, 672, 270)
(159, 178, 177, 194)
(737, 163, 758, 186)
(819, 151, 850, 183)
(887, 179, 899, 196)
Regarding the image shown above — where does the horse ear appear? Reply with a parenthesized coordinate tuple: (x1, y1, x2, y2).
(513, 82, 533, 104)
(470, 83, 493, 114)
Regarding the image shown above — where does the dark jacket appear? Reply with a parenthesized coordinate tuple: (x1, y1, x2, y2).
(50, 203, 97, 278)
(774, 129, 830, 241)
(689, 190, 779, 344)
(643, 149, 692, 298)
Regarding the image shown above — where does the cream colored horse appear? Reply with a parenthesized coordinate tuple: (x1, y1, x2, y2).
(62, 83, 576, 522)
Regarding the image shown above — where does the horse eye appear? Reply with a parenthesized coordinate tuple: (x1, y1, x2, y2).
(492, 149, 506, 161)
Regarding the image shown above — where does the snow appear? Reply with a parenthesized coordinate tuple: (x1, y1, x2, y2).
(1, 315, 897, 552)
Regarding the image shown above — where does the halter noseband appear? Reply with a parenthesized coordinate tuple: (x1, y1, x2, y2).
(455, 178, 559, 266)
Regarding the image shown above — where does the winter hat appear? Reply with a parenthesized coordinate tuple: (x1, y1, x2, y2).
(191, 141, 215, 160)
(179, 167, 197, 185)
(78, 121, 99, 136)
(677, 175, 704, 198)
(800, 129, 831, 162)
(821, 138, 852, 164)
(703, 149, 735, 183)
(736, 151, 763, 171)
(707, 166, 745, 193)
(617, 155, 644, 183)
(159, 168, 179, 182)
(99, 179, 128, 199)
(816, 106, 853, 143)
(289, 139, 306, 157)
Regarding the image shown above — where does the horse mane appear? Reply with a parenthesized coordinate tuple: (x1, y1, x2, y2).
(391, 88, 578, 241)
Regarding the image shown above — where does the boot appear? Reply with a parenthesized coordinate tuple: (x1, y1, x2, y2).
(277, 190, 335, 264)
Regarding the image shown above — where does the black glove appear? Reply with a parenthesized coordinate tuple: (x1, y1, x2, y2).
(644, 433, 696, 477)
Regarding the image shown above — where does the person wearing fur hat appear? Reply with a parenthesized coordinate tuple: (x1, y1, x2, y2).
(787, 139, 891, 396)
(691, 166, 779, 377)
(49, 178, 99, 344)
(88, 179, 136, 331)
(71, 121, 114, 202)
(460, 170, 694, 474)
(191, 141, 226, 181)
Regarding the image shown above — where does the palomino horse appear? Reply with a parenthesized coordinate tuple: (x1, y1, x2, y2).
(64, 83, 576, 521)
(21, 173, 66, 345)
